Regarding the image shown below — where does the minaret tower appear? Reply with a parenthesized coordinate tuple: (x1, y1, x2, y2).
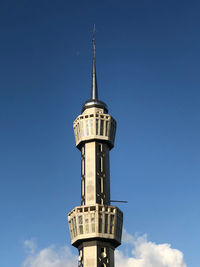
(68, 33, 123, 267)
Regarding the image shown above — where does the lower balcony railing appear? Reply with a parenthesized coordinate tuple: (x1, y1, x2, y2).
(68, 204, 123, 248)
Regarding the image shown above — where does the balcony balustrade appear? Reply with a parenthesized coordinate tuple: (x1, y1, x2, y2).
(68, 204, 123, 248)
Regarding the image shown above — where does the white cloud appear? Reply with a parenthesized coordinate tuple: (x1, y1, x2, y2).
(22, 240, 77, 267)
(22, 231, 186, 267)
(116, 230, 187, 267)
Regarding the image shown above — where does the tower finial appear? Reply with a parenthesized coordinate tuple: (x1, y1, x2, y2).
(91, 24, 98, 100)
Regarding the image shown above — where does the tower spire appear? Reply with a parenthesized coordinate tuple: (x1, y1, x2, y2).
(91, 24, 98, 100)
(81, 26, 108, 113)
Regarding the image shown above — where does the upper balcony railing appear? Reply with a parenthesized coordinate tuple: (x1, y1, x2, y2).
(73, 111, 116, 149)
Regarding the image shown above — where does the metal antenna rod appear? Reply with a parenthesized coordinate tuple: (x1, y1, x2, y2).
(91, 24, 98, 100)
(93, 24, 96, 55)
(110, 200, 128, 203)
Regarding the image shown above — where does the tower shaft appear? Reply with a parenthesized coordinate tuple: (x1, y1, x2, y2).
(78, 241, 115, 267)
(81, 141, 110, 206)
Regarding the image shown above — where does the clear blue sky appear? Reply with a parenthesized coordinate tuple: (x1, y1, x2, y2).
(0, 1, 200, 266)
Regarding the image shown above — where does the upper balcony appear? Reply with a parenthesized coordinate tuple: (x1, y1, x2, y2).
(73, 108, 116, 149)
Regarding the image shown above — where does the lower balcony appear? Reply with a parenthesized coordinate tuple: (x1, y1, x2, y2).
(68, 204, 123, 248)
